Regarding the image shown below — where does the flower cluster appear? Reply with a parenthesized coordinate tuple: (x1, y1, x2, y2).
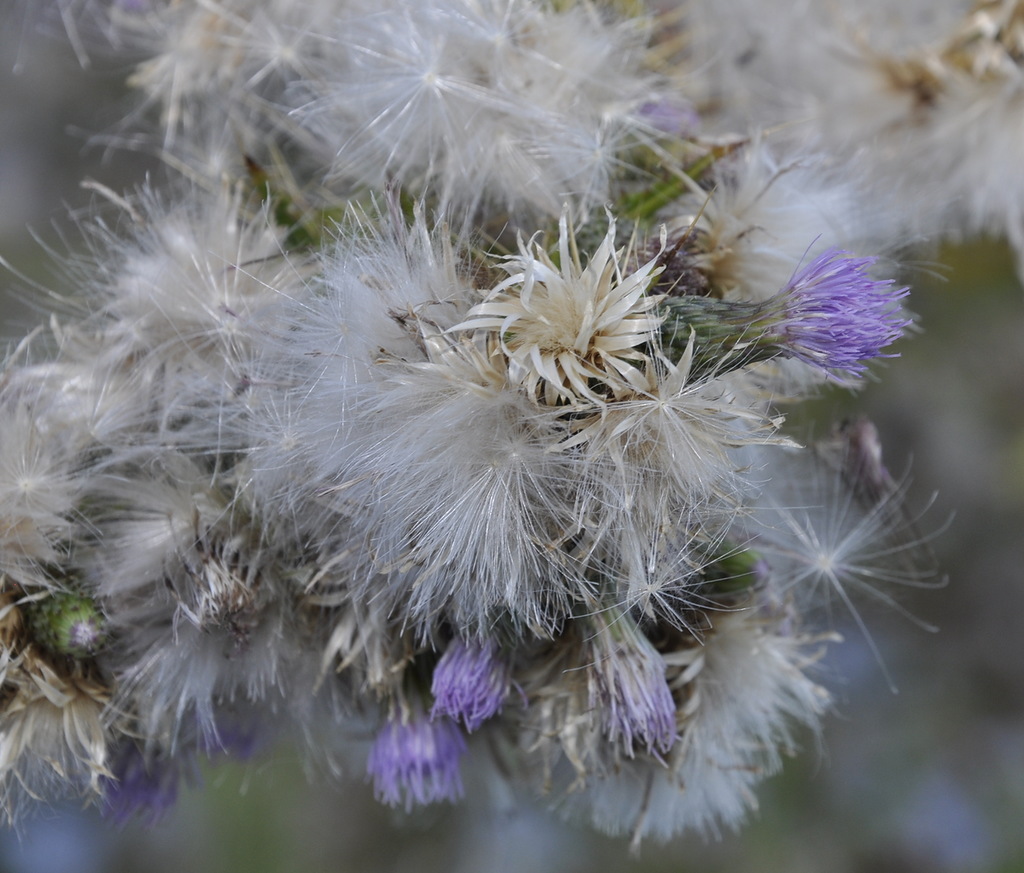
(0, 0, 944, 846)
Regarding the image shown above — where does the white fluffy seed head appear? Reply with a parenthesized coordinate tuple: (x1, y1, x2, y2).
(81, 185, 294, 369)
(296, 0, 663, 217)
(110, 0, 332, 148)
(670, 143, 876, 304)
(0, 394, 81, 583)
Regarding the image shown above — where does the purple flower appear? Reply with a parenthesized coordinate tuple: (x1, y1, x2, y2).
(431, 639, 511, 731)
(101, 744, 194, 826)
(200, 720, 263, 761)
(778, 249, 911, 380)
(588, 615, 677, 757)
(367, 710, 467, 811)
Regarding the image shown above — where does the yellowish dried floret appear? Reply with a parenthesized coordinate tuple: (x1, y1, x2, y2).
(454, 213, 665, 406)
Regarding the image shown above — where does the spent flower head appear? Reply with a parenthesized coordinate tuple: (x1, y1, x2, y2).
(454, 211, 665, 406)
(587, 609, 677, 758)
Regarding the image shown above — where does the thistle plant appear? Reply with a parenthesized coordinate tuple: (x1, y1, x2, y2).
(0, 0, 946, 848)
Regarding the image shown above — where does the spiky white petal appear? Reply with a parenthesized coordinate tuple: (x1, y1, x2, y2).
(456, 212, 665, 405)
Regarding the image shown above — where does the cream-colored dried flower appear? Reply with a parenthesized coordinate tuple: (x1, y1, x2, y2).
(0, 592, 111, 821)
(454, 212, 665, 406)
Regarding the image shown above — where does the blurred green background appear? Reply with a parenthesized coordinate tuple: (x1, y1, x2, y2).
(2, 6, 1023, 873)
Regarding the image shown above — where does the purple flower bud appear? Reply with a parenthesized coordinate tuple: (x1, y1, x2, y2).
(778, 249, 911, 381)
(830, 416, 898, 504)
(588, 614, 677, 757)
(637, 97, 700, 137)
(367, 710, 467, 811)
(25, 591, 106, 658)
(431, 639, 511, 731)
